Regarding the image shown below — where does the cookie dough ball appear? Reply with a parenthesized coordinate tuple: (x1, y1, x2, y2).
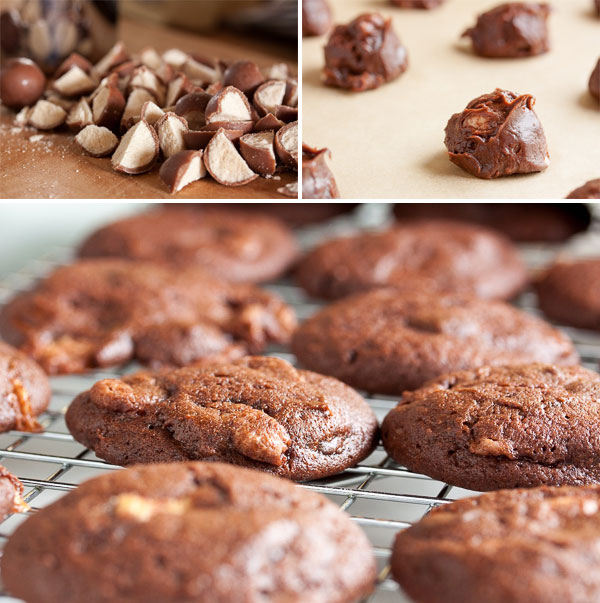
(302, 144, 340, 199)
(444, 88, 550, 179)
(323, 13, 408, 91)
(392, 485, 600, 603)
(462, 2, 551, 58)
(303, 0, 333, 36)
(566, 179, 600, 199)
(390, 0, 445, 8)
(589, 57, 600, 101)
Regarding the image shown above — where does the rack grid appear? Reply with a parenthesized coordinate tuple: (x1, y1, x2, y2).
(0, 205, 599, 603)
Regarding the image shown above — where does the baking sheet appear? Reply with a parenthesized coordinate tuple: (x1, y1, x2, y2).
(302, 0, 600, 199)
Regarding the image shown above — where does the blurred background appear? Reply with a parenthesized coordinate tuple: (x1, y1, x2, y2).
(0, 0, 297, 71)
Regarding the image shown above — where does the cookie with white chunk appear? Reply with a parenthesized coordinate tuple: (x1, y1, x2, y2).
(2, 462, 376, 603)
(66, 356, 379, 481)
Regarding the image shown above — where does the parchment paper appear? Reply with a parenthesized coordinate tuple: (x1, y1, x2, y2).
(302, 0, 600, 199)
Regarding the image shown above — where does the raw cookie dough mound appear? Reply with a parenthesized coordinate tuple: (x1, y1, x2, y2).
(444, 89, 550, 179)
(391, 0, 445, 8)
(323, 13, 408, 91)
(0, 466, 27, 522)
(536, 258, 600, 330)
(1, 462, 377, 603)
(65, 356, 379, 481)
(462, 2, 551, 58)
(78, 208, 298, 283)
(589, 58, 600, 101)
(0, 259, 296, 375)
(566, 179, 600, 200)
(303, 0, 333, 36)
(292, 289, 578, 394)
(302, 144, 340, 199)
(0, 341, 50, 432)
(392, 485, 600, 603)
(382, 364, 600, 491)
(296, 220, 528, 300)
(393, 203, 592, 242)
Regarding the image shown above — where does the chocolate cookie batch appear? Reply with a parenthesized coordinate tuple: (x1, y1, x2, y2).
(1, 205, 600, 603)
(302, 0, 600, 197)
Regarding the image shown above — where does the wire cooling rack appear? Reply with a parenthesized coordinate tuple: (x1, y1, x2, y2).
(0, 204, 599, 603)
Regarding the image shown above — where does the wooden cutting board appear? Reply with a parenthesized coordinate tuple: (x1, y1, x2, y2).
(0, 19, 297, 199)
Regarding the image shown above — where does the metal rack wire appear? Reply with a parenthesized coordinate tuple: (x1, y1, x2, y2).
(0, 205, 599, 603)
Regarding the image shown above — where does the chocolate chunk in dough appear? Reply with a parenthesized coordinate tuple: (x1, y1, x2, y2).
(444, 88, 550, 179)
(463, 3, 551, 58)
(390, 0, 445, 8)
(323, 13, 408, 92)
(302, 144, 340, 199)
(303, 0, 333, 36)
(589, 58, 600, 101)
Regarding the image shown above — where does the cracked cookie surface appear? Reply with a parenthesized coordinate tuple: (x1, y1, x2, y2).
(382, 364, 600, 491)
(78, 209, 298, 283)
(66, 356, 379, 481)
(392, 484, 600, 603)
(1, 462, 376, 603)
(292, 289, 577, 394)
(296, 220, 527, 300)
(0, 259, 296, 375)
(0, 465, 27, 522)
(0, 341, 50, 432)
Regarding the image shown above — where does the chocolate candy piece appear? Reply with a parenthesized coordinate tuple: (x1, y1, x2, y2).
(302, 144, 340, 199)
(589, 58, 600, 101)
(323, 13, 408, 92)
(596, 0, 600, 16)
(566, 179, 600, 199)
(390, 0, 445, 8)
(444, 89, 550, 179)
(0, 58, 46, 109)
(303, 0, 333, 36)
(463, 2, 551, 58)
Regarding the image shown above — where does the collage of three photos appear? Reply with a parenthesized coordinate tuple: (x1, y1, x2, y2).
(0, 1, 600, 603)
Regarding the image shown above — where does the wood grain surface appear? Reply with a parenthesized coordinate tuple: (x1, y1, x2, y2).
(1, 19, 297, 199)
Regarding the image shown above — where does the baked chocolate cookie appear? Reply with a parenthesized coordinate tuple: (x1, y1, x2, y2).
(0, 341, 50, 432)
(536, 258, 600, 330)
(78, 209, 298, 283)
(293, 289, 578, 395)
(462, 3, 551, 58)
(66, 356, 379, 481)
(0, 259, 296, 375)
(382, 364, 600, 491)
(1, 462, 376, 603)
(393, 203, 592, 242)
(392, 485, 600, 603)
(0, 465, 26, 522)
(566, 179, 600, 200)
(303, 0, 333, 36)
(170, 202, 357, 227)
(296, 221, 528, 300)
